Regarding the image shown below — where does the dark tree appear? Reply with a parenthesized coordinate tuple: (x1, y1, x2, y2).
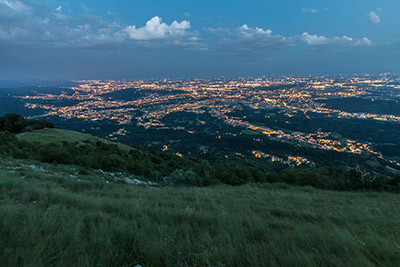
(0, 116, 4, 131)
(3, 113, 28, 133)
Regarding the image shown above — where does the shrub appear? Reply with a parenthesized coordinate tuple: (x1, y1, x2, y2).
(28, 119, 54, 130)
(2, 113, 28, 133)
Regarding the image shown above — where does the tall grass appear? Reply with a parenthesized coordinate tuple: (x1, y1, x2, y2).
(1, 165, 400, 266)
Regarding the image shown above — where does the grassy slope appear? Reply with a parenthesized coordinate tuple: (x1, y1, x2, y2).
(1, 158, 400, 266)
(17, 128, 133, 152)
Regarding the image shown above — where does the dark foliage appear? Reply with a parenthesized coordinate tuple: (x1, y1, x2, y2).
(1, 113, 28, 133)
(0, 113, 54, 133)
(1, 128, 399, 192)
(27, 119, 54, 131)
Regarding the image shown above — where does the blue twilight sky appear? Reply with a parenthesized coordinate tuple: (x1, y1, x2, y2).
(0, 0, 399, 79)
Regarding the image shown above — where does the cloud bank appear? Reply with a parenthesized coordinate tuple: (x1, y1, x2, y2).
(300, 32, 372, 47)
(207, 24, 372, 54)
(0, 0, 373, 54)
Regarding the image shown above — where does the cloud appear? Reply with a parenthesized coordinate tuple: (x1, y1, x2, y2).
(369, 11, 380, 23)
(355, 37, 373, 46)
(204, 27, 231, 34)
(0, 0, 373, 54)
(0, 1, 116, 48)
(333, 36, 372, 47)
(210, 24, 289, 53)
(0, 25, 28, 39)
(0, 1, 198, 50)
(300, 32, 327, 45)
(0, 0, 30, 13)
(299, 32, 372, 47)
(301, 8, 319, 13)
(236, 24, 288, 50)
(209, 24, 371, 53)
(122, 16, 190, 41)
(239, 24, 272, 37)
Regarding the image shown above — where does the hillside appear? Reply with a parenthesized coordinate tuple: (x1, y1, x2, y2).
(1, 158, 400, 266)
(17, 128, 134, 152)
(0, 122, 399, 191)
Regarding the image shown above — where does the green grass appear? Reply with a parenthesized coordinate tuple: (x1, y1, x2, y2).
(17, 128, 133, 152)
(1, 159, 400, 266)
(17, 128, 99, 143)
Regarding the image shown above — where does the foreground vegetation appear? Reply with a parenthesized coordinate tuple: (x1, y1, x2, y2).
(1, 159, 400, 266)
(1, 115, 400, 266)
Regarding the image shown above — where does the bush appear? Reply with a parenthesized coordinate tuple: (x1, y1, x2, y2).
(0, 113, 54, 133)
(2, 113, 28, 133)
(167, 169, 198, 186)
(28, 119, 54, 130)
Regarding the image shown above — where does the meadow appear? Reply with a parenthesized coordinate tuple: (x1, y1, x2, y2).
(1, 159, 400, 266)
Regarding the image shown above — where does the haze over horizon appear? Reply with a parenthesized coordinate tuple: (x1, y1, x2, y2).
(1, 0, 399, 80)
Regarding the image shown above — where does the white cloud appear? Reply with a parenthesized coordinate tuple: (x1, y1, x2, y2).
(355, 37, 372, 46)
(122, 16, 190, 41)
(333, 35, 372, 46)
(302, 8, 319, 13)
(0, 0, 30, 13)
(235, 24, 287, 50)
(369, 11, 380, 23)
(209, 24, 289, 53)
(208, 23, 372, 53)
(239, 24, 272, 37)
(187, 36, 201, 42)
(0, 1, 198, 51)
(300, 32, 372, 47)
(301, 32, 327, 45)
(0, 1, 373, 53)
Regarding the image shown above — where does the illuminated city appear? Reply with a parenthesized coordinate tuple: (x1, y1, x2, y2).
(9, 74, 399, 170)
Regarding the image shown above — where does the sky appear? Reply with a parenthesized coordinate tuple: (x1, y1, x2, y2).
(0, 0, 399, 80)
